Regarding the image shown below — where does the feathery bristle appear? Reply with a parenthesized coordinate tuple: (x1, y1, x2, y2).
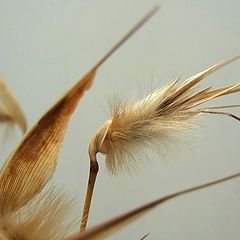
(0, 188, 77, 240)
(89, 56, 240, 174)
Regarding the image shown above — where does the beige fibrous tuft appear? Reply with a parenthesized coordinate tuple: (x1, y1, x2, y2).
(0, 188, 77, 240)
(89, 56, 240, 174)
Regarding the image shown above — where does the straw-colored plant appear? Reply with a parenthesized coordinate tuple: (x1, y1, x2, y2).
(0, 6, 239, 240)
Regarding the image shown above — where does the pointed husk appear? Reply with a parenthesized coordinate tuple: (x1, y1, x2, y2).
(0, 69, 96, 214)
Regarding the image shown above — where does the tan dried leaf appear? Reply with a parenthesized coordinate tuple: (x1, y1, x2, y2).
(0, 69, 96, 214)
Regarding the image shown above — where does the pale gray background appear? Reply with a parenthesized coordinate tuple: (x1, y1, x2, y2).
(0, 0, 240, 239)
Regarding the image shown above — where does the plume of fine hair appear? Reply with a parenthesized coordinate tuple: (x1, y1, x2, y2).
(0, 188, 77, 240)
(89, 55, 240, 174)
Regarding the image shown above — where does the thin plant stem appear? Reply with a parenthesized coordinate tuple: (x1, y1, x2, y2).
(79, 6, 159, 231)
(202, 109, 240, 121)
(80, 158, 99, 231)
(93, 5, 159, 70)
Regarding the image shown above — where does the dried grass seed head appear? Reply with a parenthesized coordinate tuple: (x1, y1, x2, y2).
(89, 55, 240, 175)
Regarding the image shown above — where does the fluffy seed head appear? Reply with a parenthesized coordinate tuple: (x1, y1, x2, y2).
(89, 56, 240, 174)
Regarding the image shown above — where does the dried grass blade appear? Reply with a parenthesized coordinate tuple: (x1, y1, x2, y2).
(159, 55, 240, 109)
(217, 84, 240, 96)
(185, 84, 240, 109)
(0, 75, 27, 133)
(181, 55, 240, 89)
(65, 172, 240, 240)
(0, 69, 96, 214)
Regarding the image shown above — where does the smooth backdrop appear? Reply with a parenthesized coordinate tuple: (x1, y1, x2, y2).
(0, 1, 240, 239)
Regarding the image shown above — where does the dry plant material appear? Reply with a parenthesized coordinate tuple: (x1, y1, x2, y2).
(0, 75, 27, 133)
(83, 55, 240, 232)
(0, 4, 239, 240)
(66, 172, 240, 240)
(0, 68, 96, 213)
(89, 55, 240, 174)
(0, 68, 96, 239)
(80, 6, 160, 231)
(0, 6, 159, 239)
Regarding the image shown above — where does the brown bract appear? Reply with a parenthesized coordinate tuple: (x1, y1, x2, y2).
(0, 69, 96, 239)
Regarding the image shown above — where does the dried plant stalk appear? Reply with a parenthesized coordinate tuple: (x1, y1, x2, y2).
(80, 6, 160, 232)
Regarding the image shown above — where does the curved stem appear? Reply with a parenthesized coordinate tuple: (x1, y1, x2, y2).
(80, 158, 99, 232)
